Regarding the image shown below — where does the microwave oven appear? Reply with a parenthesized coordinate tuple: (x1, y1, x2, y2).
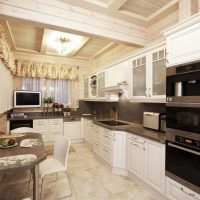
(166, 62, 200, 104)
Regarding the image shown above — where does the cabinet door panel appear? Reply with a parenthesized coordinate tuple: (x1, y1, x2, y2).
(132, 65, 146, 96)
(64, 122, 81, 139)
(144, 140, 165, 194)
(127, 140, 144, 179)
(97, 72, 105, 98)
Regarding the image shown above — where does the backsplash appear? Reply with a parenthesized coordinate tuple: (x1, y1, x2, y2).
(79, 99, 166, 124)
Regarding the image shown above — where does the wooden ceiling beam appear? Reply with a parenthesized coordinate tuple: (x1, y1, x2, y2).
(69, 37, 90, 57)
(90, 42, 118, 59)
(40, 29, 51, 53)
(108, 0, 128, 11)
(0, 0, 146, 47)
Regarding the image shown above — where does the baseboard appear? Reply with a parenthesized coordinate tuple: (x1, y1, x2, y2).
(112, 167, 128, 176)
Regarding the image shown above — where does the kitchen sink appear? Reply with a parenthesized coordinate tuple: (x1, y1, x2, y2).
(98, 120, 130, 126)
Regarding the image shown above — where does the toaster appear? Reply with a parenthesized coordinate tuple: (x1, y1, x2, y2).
(143, 112, 166, 132)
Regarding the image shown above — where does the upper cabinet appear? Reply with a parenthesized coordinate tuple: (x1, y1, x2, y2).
(106, 61, 129, 87)
(164, 13, 200, 67)
(128, 46, 166, 103)
(83, 77, 89, 99)
(97, 71, 105, 98)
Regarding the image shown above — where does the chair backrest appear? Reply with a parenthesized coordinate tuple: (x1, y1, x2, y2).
(10, 127, 35, 134)
(53, 136, 70, 169)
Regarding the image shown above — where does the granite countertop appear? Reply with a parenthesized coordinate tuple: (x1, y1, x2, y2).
(91, 118, 166, 144)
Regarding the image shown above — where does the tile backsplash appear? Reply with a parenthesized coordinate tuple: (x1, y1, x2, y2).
(79, 99, 166, 124)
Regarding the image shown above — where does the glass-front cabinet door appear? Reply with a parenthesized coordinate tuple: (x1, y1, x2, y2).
(83, 78, 89, 98)
(132, 56, 147, 98)
(151, 48, 166, 100)
(97, 71, 105, 98)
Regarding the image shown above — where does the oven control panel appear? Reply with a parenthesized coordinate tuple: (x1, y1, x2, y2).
(175, 135, 200, 148)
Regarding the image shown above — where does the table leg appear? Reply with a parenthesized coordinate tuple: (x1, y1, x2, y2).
(32, 164, 39, 200)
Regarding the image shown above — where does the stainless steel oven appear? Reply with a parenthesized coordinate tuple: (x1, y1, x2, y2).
(166, 130, 200, 194)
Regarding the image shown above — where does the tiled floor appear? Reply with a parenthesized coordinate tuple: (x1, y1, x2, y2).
(0, 143, 156, 200)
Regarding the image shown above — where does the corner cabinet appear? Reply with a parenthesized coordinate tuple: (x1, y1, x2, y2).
(128, 46, 166, 103)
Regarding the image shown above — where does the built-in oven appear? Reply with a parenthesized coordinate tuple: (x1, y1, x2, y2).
(166, 62, 200, 103)
(166, 131, 200, 194)
(10, 120, 33, 131)
(166, 105, 200, 134)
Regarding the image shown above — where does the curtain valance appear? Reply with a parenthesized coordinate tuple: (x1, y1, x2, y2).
(0, 24, 15, 73)
(15, 60, 79, 80)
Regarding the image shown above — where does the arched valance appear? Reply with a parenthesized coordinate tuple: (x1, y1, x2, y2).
(15, 60, 79, 80)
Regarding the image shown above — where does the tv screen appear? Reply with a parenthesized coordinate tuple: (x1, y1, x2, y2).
(14, 91, 42, 108)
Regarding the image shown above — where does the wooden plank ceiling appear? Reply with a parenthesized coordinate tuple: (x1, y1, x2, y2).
(2, 0, 178, 60)
(3, 19, 126, 60)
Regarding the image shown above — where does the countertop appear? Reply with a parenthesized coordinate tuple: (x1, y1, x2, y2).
(82, 116, 166, 144)
(8, 112, 165, 144)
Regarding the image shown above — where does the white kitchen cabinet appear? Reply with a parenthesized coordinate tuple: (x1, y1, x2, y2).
(84, 78, 89, 98)
(164, 13, 200, 67)
(112, 131, 127, 175)
(106, 61, 129, 87)
(128, 45, 166, 103)
(64, 121, 82, 143)
(144, 138, 165, 195)
(33, 118, 63, 146)
(166, 177, 200, 200)
(127, 133, 165, 195)
(82, 118, 94, 144)
(127, 134, 144, 179)
(97, 71, 105, 98)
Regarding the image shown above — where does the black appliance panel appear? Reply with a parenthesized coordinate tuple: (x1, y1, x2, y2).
(166, 106, 200, 134)
(166, 140, 200, 191)
(10, 120, 33, 131)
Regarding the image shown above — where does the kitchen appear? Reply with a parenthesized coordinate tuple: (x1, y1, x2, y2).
(0, 0, 200, 200)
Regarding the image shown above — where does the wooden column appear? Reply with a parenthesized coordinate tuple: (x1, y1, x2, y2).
(179, 0, 192, 21)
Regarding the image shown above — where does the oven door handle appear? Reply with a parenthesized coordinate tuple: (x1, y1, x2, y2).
(168, 143, 200, 156)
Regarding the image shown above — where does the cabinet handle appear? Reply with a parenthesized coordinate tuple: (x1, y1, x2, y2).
(104, 148, 108, 152)
(95, 143, 98, 146)
(143, 147, 146, 151)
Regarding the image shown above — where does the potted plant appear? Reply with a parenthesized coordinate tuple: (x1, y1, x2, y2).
(43, 97, 54, 112)
(62, 106, 71, 116)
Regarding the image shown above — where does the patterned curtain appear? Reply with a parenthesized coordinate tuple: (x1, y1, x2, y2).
(0, 24, 15, 73)
(15, 59, 79, 80)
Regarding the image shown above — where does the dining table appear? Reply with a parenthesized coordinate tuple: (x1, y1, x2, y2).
(0, 133, 47, 200)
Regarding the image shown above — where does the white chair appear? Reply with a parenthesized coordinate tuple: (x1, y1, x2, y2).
(10, 127, 35, 134)
(39, 136, 72, 198)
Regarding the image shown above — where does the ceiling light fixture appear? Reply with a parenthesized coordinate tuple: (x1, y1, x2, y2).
(53, 36, 72, 55)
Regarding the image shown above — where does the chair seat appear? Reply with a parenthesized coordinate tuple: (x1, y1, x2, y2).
(39, 158, 66, 178)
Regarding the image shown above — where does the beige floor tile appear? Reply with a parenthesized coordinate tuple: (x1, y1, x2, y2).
(0, 143, 158, 200)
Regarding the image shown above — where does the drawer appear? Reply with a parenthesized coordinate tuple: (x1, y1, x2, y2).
(93, 141, 102, 155)
(94, 131, 102, 142)
(127, 133, 144, 144)
(102, 146, 111, 163)
(48, 119, 63, 125)
(48, 132, 62, 141)
(102, 134, 112, 148)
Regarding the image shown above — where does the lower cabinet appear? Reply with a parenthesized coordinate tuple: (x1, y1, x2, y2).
(166, 177, 200, 200)
(64, 121, 82, 143)
(112, 131, 127, 175)
(127, 134, 144, 179)
(127, 133, 165, 195)
(144, 138, 165, 195)
(82, 118, 94, 144)
(33, 118, 63, 146)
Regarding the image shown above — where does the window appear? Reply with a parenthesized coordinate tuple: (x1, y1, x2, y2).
(21, 77, 72, 106)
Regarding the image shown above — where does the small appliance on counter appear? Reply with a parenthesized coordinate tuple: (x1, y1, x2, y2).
(143, 112, 166, 132)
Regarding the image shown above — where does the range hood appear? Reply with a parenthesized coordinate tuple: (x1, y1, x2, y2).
(102, 85, 127, 93)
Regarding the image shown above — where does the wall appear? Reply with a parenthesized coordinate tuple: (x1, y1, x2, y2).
(0, 114, 8, 134)
(90, 44, 137, 71)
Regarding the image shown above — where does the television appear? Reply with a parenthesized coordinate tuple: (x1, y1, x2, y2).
(14, 91, 42, 108)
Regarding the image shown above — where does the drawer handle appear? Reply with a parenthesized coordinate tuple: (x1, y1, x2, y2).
(94, 143, 99, 146)
(103, 148, 108, 152)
